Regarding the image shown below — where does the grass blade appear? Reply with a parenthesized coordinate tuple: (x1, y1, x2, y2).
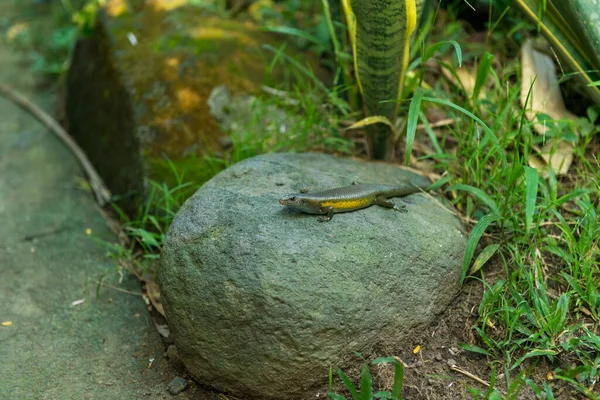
(461, 213, 500, 285)
(371, 357, 404, 399)
(511, 349, 557, 370)
(359, 364, 372, 400)
(422, 40, 463, 66)
(405, 88, 425, 164)
(470, 243, 500, 275)
(446, 184, 500, 216)
(391, 359, 404, 399)
(473, 52, 494, 101)
(524, 166, 539, 233)
(262, 26, 327, 50)
(337, 368, 359, 400)
(422, 96, 507, 166)
(459, 343, 491, 356)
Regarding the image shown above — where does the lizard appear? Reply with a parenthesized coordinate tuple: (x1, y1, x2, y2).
(279, 182, 429, 222)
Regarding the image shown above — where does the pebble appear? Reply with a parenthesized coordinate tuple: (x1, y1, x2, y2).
(167, 377, 189, 395)
(446, 359, 457, 367)
(434, 354, 443, 361)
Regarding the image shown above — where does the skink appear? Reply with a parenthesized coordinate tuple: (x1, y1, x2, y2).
(279, 182, 428, 222)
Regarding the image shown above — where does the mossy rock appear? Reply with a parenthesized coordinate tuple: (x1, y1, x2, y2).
(66, 1, 327, 214)
(159, 152, 467, 399)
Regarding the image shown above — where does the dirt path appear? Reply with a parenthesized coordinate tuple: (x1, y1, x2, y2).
(0, 3, 175, 399)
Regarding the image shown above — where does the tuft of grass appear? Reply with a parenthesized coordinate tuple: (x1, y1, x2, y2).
(99, 158, 195, 276)
(402, 16, 600, 394)
(329, 357, 406, 400)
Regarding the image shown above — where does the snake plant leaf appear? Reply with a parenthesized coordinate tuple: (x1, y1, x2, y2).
(514, 0, 600, 107)
(343, 0, 427, 160)
(346, 115, 396, 132)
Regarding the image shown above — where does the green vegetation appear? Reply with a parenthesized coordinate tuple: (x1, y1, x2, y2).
(6, 0, 599, 398)
(329, 357, 405, 400)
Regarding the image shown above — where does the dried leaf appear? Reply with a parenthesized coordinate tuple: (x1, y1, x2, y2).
(145, 277, 165, 317)
(1, 321, 13, 327)
(521, 39, 576, 175)
(539, 140, 574, 176)
(443, 67, 475, 97)
(153, 320, 170, 338)
(442, 60, 488, 100)
(520, 39, 577, 134)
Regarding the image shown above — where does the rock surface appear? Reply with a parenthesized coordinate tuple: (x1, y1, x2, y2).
(159, 152, 466, 399)
(66, 2, 327, 215)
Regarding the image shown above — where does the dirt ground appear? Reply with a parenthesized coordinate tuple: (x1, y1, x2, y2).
(154, 259, 580, 399)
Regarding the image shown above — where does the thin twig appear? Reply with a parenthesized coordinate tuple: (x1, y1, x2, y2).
(93, 280, 143, 296)
(450, 365, 504, 394)
(417, 117, 457, 131)
(0, 82, 111, 206)
(261, 85, 300, 106)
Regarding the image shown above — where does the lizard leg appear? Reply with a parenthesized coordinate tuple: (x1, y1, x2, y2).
(375, 196, 407, 213)
(300, 187, 309, 193)
(317, 206, 334, 222)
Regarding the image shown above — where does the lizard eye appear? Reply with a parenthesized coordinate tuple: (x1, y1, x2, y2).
(289, 196, 297, 201)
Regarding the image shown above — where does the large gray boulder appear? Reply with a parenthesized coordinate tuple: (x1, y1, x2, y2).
(159, 153, 466, 399)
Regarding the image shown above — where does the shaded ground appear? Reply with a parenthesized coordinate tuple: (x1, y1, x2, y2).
(0, 3, 177, 398)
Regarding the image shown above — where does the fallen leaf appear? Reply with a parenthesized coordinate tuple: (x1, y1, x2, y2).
(144, 275, 166, 317)
(154, 321, 170, 338)
(413, 345, 421, 354)
(538, 140, 574, 176)
(443, 66, 478, 98)
(1, 321, 13, 327)
(71, 299, 85, 306)
(521, 38, 576, 175)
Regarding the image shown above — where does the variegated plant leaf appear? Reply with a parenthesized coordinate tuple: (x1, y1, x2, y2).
(343, 0, 427, 160)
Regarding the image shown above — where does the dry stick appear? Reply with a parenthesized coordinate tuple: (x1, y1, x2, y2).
(450, 365, 506, 394)
(0, 82, 111, 206)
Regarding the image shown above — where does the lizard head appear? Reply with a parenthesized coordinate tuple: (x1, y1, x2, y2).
(279, 193, 314, 213)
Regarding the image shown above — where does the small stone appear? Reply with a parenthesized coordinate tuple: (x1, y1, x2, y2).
(434, 354, 443, 361)
(447, 359, 457, 367)
(167, 377, 189, 396)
